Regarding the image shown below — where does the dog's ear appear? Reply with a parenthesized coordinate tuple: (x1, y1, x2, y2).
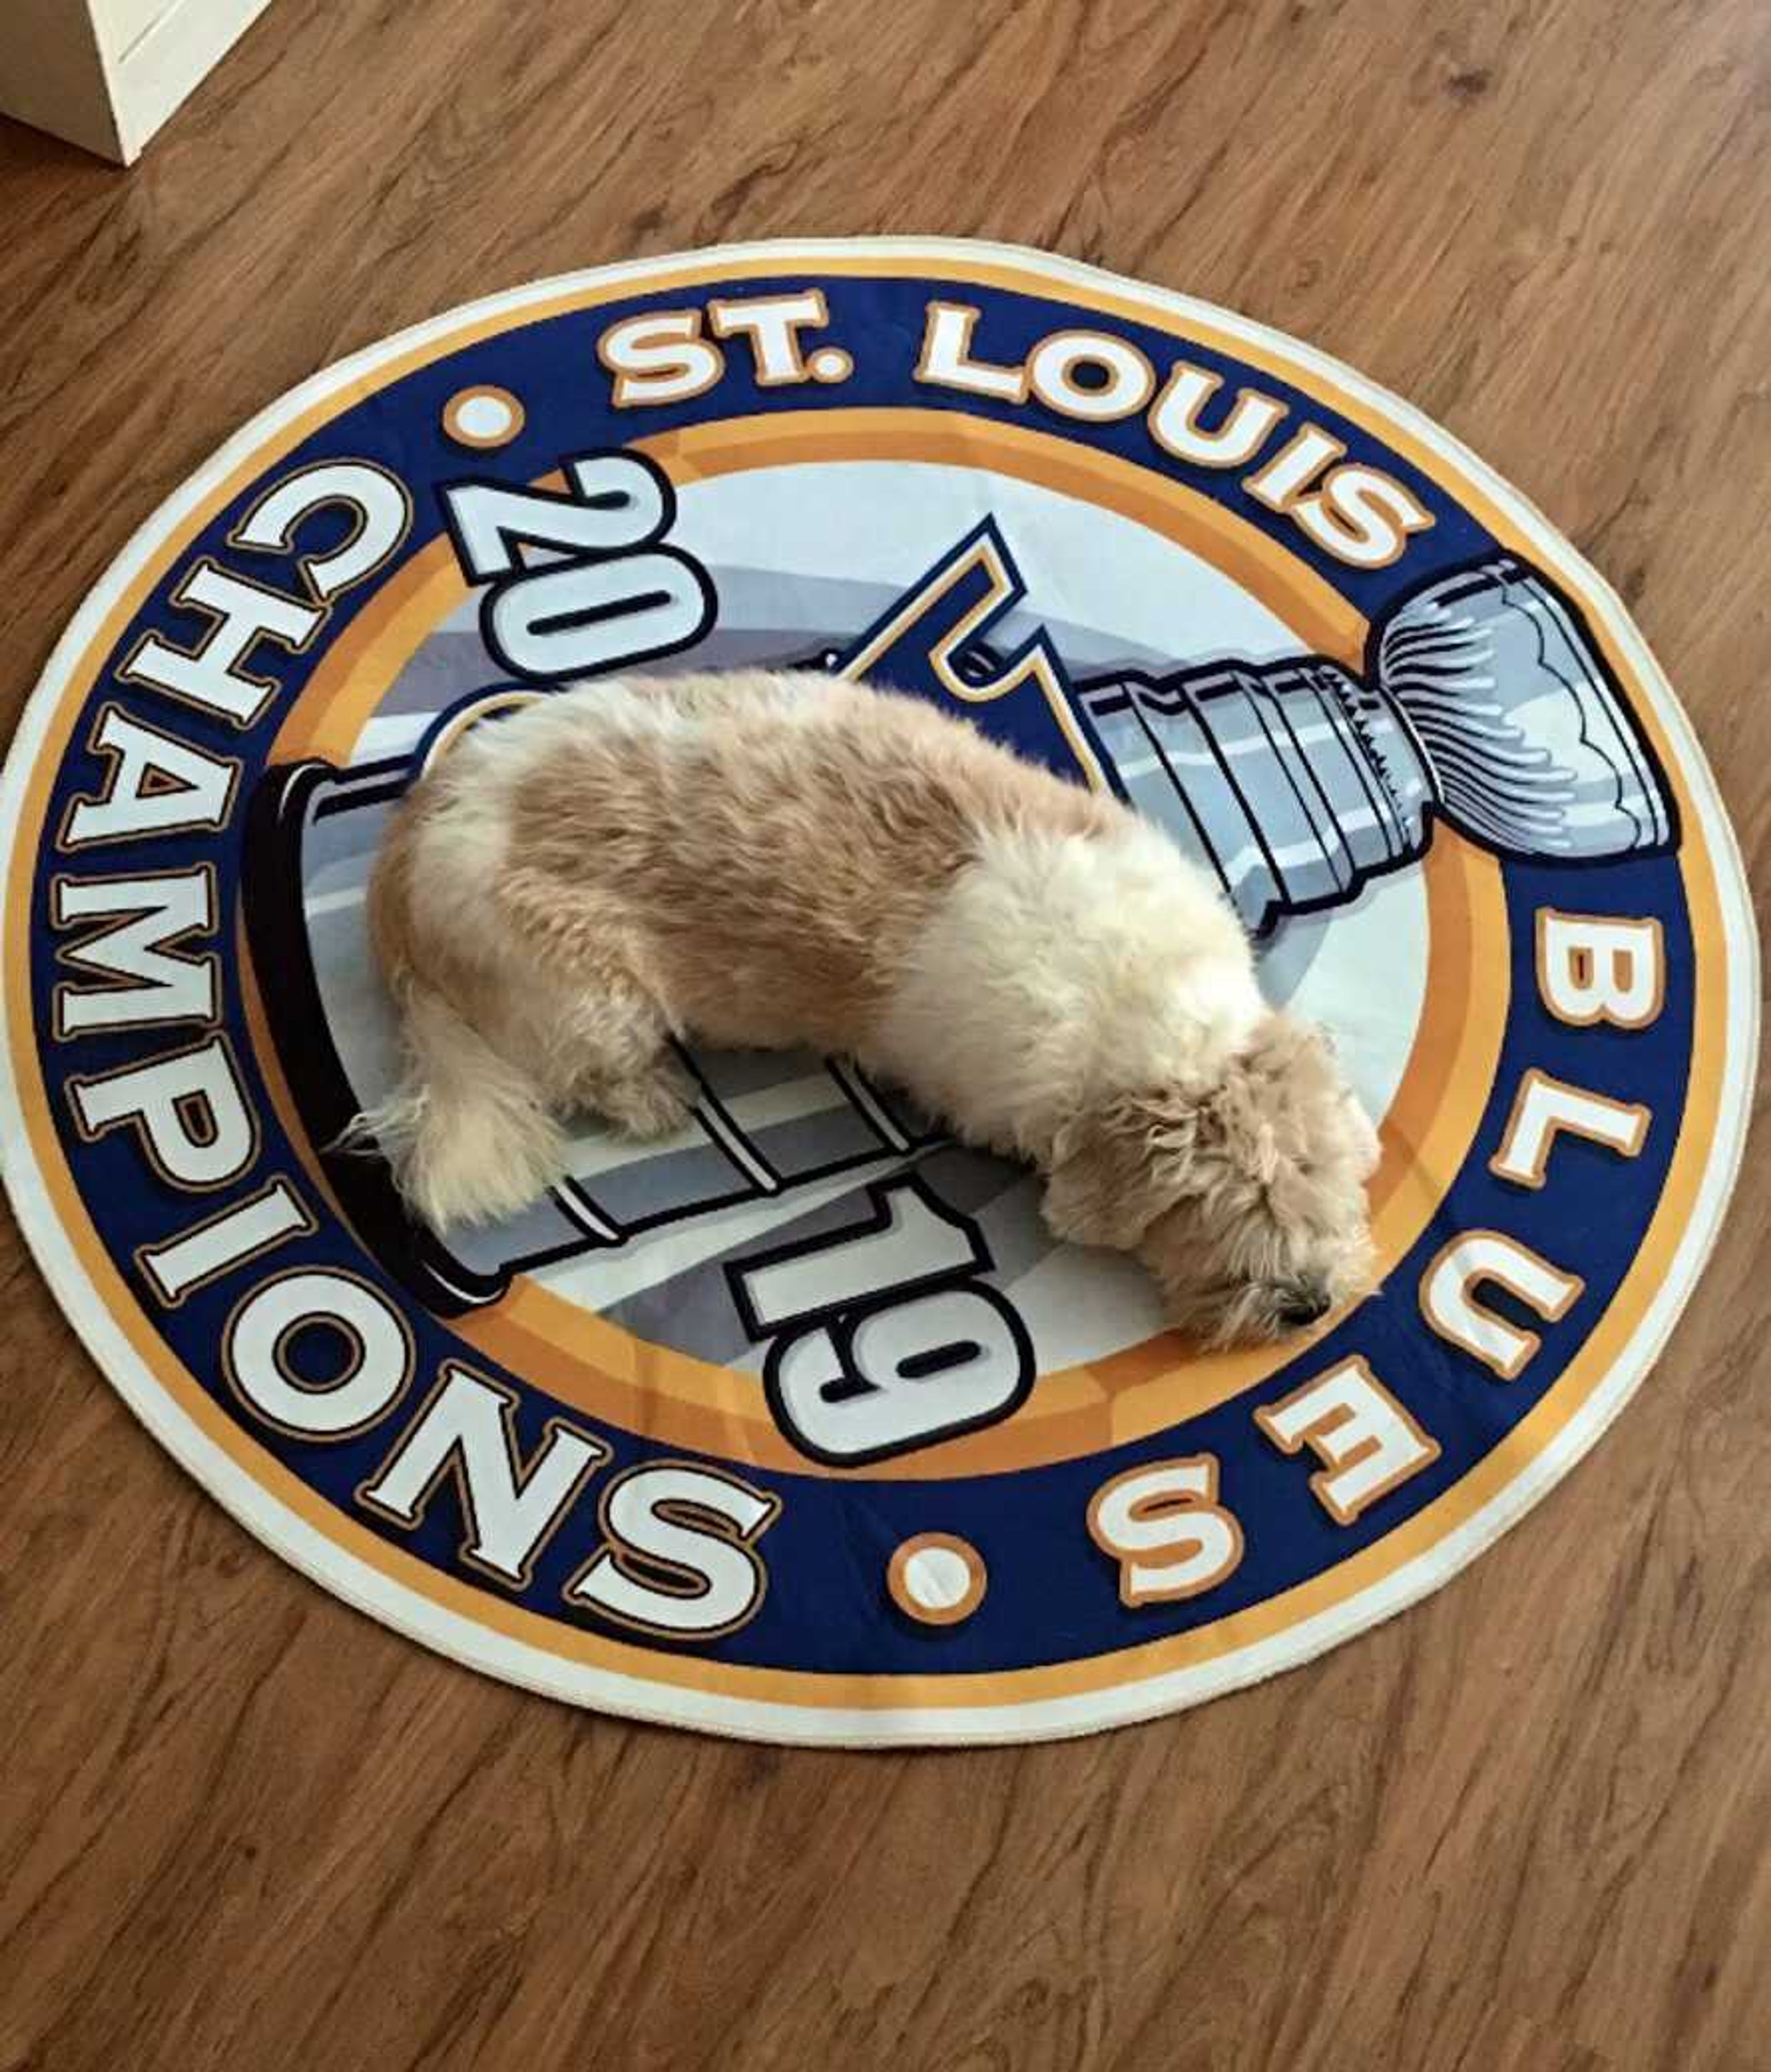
(1204, 1051, 1282, 1189)
(1212, 1015, 1338, 1187)
(1042, 1089, 1200, 1250)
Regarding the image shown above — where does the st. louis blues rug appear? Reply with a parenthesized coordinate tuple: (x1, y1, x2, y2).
(1, 239, 1756, 1745)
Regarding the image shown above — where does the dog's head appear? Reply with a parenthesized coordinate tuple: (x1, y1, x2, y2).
(1042, 1012, 1379, 1347)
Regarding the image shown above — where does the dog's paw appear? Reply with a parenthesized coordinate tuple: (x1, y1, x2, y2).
(594, 1060, 697, 1141)
(406, 1096, 567, 1230)
(362, 1067, 566, 1232)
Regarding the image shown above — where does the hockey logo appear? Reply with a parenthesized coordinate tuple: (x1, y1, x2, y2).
(2, 242, 1750, 1744)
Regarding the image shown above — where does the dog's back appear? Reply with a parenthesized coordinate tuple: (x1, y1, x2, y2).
(391, 668, 1118, 1054)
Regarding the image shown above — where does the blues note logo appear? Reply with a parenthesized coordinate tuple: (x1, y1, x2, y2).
(829, 522, 1676, 933)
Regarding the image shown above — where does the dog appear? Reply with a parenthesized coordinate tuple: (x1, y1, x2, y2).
(361, 667, 1380, 1346)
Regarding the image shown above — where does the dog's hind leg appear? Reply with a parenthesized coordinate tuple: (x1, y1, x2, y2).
(541, 965, 697, 1142)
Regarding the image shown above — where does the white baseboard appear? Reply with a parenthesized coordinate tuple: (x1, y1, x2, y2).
(0, 0, 273, 164)
(109, 0, 275, 161)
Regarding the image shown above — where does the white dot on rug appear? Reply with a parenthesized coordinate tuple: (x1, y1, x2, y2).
(444, 387, 522, 445)
(892, 1536, 986, 1624)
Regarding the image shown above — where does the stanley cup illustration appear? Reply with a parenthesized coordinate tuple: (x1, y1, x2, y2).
(1073, 555, 1676, 937)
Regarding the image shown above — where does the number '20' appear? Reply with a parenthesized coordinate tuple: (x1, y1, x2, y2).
(441, 449, 715, 682)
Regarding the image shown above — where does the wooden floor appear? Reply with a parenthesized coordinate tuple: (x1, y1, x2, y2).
(2, 1, 1768, 2065)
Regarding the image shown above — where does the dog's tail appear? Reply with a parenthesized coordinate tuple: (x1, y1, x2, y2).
(347, 983, 569, 1231)
(348, 807, 568, 1232)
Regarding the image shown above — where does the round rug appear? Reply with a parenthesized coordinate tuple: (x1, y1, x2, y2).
(1, 238, 1755, 1745)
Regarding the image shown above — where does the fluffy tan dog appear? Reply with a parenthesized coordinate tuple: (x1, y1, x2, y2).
(363, 668, 1379, 1345)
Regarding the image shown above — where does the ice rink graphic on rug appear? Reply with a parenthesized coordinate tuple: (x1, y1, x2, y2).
(1, 242, 1754, 1743)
